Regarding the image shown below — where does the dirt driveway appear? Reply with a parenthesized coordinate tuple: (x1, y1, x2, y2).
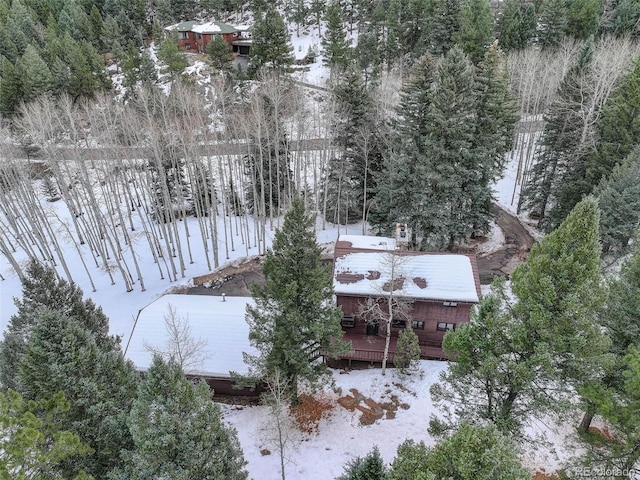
(476, 204, 536, 284)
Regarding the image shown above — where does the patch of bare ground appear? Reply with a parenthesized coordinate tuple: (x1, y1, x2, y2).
(532, 470, 562, 479)
(192, 256, 264, 287)
(337, 388, 410, 426)
(290, 394, 334, 434)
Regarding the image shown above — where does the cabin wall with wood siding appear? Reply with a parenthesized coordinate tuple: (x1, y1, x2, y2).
(337, 295, 473, 348)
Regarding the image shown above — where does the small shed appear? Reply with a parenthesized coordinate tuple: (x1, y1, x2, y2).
(124, 294, 260, 396)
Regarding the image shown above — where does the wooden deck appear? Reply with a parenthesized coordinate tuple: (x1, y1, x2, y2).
(339, 332, 449, 365)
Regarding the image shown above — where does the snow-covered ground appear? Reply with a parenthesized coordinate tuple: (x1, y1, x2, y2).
(224, 361, 579, 479)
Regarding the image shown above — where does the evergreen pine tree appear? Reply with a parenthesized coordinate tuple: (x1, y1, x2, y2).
(603, 0, 640, 37)
(369, 55, 436, 235)
(0, 27, 19, 63)
(387, 440, 433, 480)
(586, 57, 640, 198)
(0, 57, 22, 116)
(17, 44, 53, 101)
(0, 260, 116, 392)
(510, 197, 608, 383)
(244, 90, 294, 217)
(498, 0, 524, 51)
(0, 390, 93, 479)
(376, 46, 490, 250)
(595, 150, 640, 260)
(426, 0, 461, 56)
(565, 0, 600, 40)
(244, 198, 349, 403)
(17, 309, 140, 478)
(101, 15, 122, 55)
(538, 0, 567, 49)
(62, 34, 99, 98)
(474, 43, 518, 183)
(112, 356, 248, 480)
(286, 0, 308, 36)
(321, 1, 351, 69)
(336, 446, 387, 480)
(157, 37, 187, 79)
(249, 8, 294, 75)
(206, 35, 234, 71)
(433, 198, 609, 437)
(579, 348, 640, 474)
(323, 67, 387, 225)
(424, 422, 529, 480)
(393, 328, 421, 373)
(453, 0, 494, 64)
(354, 26, 381, 84)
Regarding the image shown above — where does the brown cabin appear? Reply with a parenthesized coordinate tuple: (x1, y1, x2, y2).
(166, 21, 252, 55)
(332, 235, 481, 365)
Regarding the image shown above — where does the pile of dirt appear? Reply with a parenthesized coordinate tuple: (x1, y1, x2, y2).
(290, 394, 334, 434)
(337, 388, 409, 426)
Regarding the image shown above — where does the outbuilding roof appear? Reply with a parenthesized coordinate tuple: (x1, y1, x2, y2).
(124, 294, 256, 378)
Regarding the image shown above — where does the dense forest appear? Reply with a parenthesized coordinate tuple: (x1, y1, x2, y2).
(2, 0, 640, 478)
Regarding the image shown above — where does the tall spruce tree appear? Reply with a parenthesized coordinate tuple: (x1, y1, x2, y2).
(0, 260, 116, 392)
(586, 57, 640, 198)
(595, 149, 640, 261)
(323, 67, 387, 225)
(17, 44, 53, 101)
(0, 57, 21, 116)
(432, 198, 609, 437)
(538, 0, 567, 49)
(321, 1, 350, 69)
(453, 0, 494, 64)
(112, 356, 248, 480)
(244, 198, 348, 403)
(369, 55, 436, 237)
(17, 309, 139, 478)
(474, 43, 518, 183)
(566, 0, 600, 40)
(249, 8, 293, 75)
(425, 0, 460, 56)
(374, 46, 496, 250)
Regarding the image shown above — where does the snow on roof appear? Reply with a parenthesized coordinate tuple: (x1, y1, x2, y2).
(333, 252, 479, 303)
(234, 24, 252, 31)
(124, 295, 256, 377)
(165, 21, 196, 31)
(191, 21, 238, 34)
(337, 234, 397, 250)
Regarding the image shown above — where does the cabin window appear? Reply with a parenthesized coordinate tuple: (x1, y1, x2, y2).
(341, 315, 355, 328)
(178, 31, 189, 39)
(443, 301, 458, 307)
(437, 322, 455, 332)
(391, 319, 407, 328)
(412, 320, 425, 330)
